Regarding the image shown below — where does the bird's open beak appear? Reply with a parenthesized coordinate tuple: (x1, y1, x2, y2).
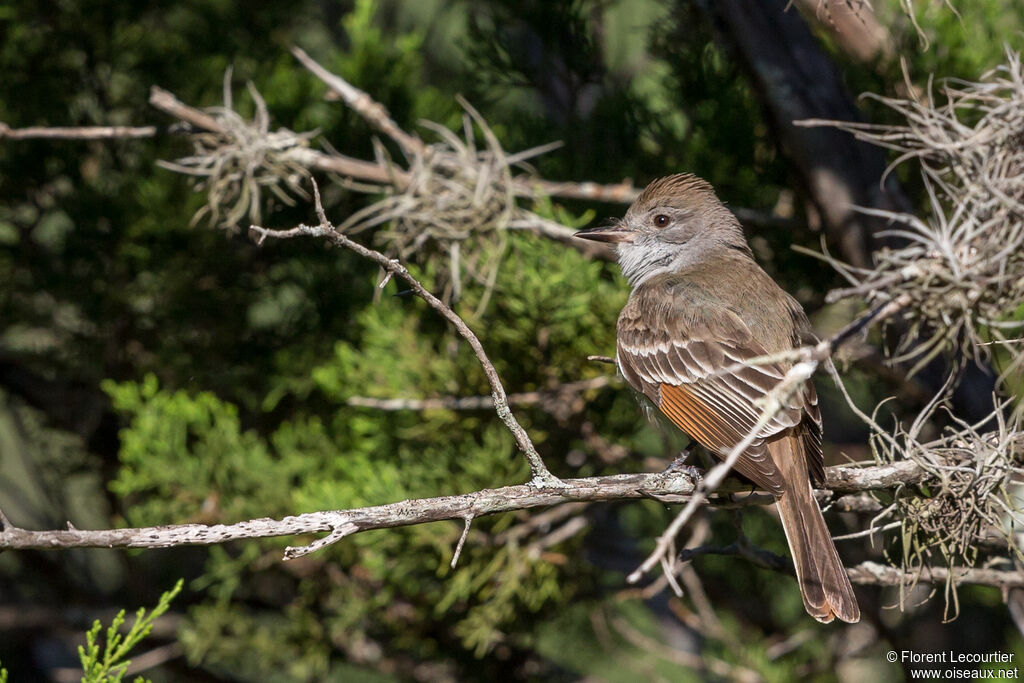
(574, 223, 636, 243)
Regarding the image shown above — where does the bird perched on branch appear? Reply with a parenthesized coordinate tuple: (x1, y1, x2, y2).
(576, 174, 859, 623)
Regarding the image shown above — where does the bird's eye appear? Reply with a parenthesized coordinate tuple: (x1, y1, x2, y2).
(654, 214, 670, 227)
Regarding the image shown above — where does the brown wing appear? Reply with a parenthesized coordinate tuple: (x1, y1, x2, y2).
(800, 382, 825, 486)
(617, 301, 819, 495)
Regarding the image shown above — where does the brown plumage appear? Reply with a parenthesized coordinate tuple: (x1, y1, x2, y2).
(576, 173, 860, 623)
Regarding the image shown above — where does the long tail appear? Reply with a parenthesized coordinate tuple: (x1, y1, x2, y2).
(768, 435, 860, 623)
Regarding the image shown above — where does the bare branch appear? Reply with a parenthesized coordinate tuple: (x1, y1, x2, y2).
(846, 561, 1024, 589)
(346, 376, 612, 411)
(665, 543, 1024, 589)
(148, 87, 228, 135)
(250, 181, 564, 487)
(292, 46, 426, 159)
(517, 177, 638, 204)
(0, 470, 699, 554)
(0, 462, 928, 555)
(450, 516, 473, 569)
(824, 459, 925, 492)
(0, 123, 157, 140)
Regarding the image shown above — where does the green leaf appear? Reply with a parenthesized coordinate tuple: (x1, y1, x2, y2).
(78, 579, 184, 683)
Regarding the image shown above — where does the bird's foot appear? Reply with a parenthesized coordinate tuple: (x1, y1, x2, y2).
(659, 451, 703, 490)
(663, 450, 702, 479)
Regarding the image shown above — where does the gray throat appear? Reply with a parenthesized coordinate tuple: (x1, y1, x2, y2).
(616, 237, 690, 288)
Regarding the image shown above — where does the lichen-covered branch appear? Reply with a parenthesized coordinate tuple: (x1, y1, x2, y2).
(0, 461, 917, 554)
(0, 470, 700, 555)
(6, 460, 1021, 591)
(846, 561, 1024, 590)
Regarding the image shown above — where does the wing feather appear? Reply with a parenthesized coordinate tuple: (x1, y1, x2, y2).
(660, 384, 784, 494)
(617, 299, 822, 493)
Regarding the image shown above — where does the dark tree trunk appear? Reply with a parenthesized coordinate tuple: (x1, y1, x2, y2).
(700, 0, 908, 269)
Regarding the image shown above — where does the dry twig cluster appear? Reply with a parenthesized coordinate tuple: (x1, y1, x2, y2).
(800, 48, 1024, 614)
(328, 97, 534, 305)
(157, 47, 615, 303)
(158, 70, 316, 229)
(804, 48, 1024, 377)
(865, 400, 1024, 614)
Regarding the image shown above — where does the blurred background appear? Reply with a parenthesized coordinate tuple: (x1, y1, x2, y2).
(1, 0, 1022, 680)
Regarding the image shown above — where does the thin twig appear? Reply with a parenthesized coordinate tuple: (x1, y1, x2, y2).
(346, 376, 612, 411)
(0, 123, 158, 140)
(450, 515, 473, 568)
(677, 542, 792, 574)
(251, 180, 564, 488)
(291, 46, 426, 159)
(831, 520, 902, 541)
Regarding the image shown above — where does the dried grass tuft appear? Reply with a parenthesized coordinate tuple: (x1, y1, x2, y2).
(807, 48, 1024, 380)
(335, 97, 544, 307)
(158, 70, 314, 230)
(863, 395, 1024, 618)
(811, 48, 1024, 616)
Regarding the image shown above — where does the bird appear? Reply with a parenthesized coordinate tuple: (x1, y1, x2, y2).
(575, 173, 860, 623)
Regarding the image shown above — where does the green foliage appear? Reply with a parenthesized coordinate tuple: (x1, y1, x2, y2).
(0, 661, 6, 683)
(893, 0, 1024, 78)
(79, 579, 183, 683)
(104, 375, 293, 524)
(95, 230, 623, 671)
(647, 3, 785, 205)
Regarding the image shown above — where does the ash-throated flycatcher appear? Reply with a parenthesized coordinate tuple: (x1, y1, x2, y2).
(576, 174, 859, 623)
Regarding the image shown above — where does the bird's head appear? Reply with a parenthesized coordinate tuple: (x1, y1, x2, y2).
(575, 173, 750, 287)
